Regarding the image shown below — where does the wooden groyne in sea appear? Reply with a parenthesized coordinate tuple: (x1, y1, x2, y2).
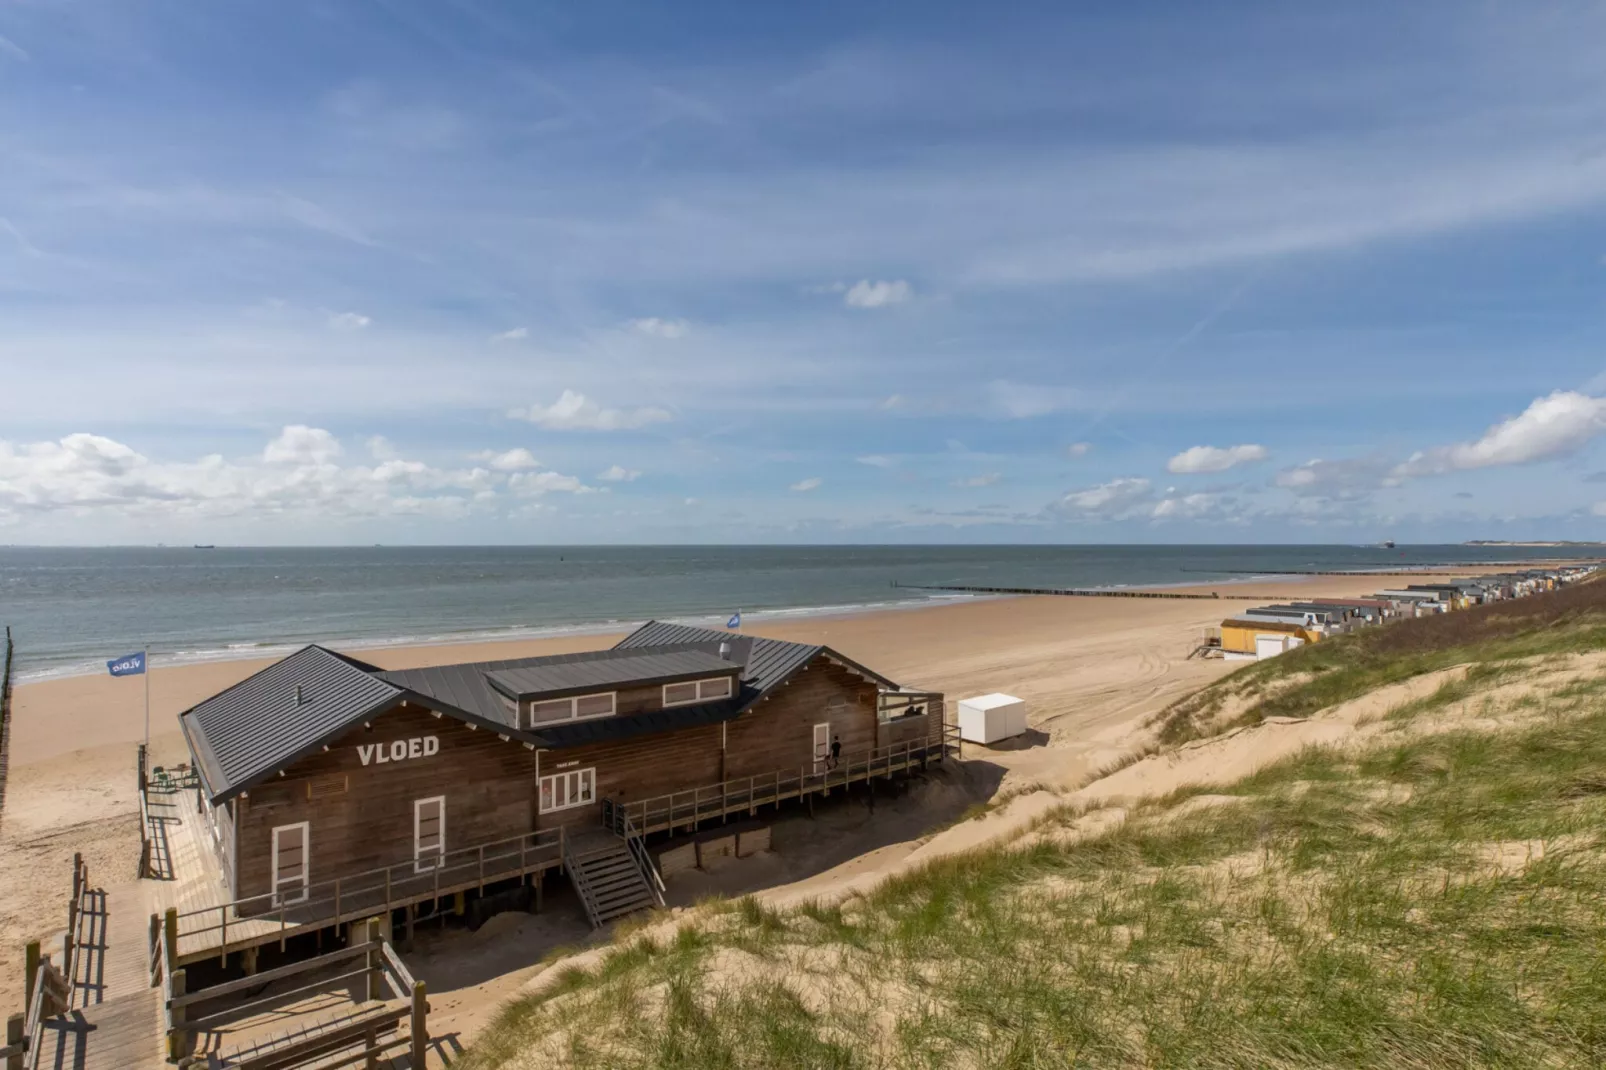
(892, 582, 1309, 601)
(0, 627, 12, 823)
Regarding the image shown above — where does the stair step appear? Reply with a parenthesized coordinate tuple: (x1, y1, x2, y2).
(586, 871, 647, 895)
(580, 860, 638, 880)
(592, 881, 652, 906)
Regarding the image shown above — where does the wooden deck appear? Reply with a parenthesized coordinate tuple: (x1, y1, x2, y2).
(32, 989, 164, 1070)
(150, 786, 565, 968)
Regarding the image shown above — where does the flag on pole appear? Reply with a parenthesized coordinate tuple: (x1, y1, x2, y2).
(726, 610, 742, 630)
(107, 651, 147, 677)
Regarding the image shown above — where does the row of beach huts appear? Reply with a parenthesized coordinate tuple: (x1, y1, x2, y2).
(1216, 565, 1600, 661)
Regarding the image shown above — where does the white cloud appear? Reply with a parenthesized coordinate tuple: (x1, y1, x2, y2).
(328, 311, 371, 331)
(843, 279, 912, 309)
(1166, 443, 1269, 474)
(1059, 477, 1153, 518)
(790, 477, 823, 492)
(508, 390, 672, 431)
(474, 448, 542, 472)
(264, 425, 342, 465)
(1592, 501, 1606, 517)
(1274, 457, 1395, 499)
(952, 473, 1001, 488)
(1066, 442, 1092, 458)
(508, 470, 589, 496)
(626, 317, 690, 339)
(490, 327, 529, 342)
(597, 464, 641, 482)
(879, 395, 908, 412)
(1393, 391, 1606, 478)
(0, 427, 596, 526)
(856, 455, 897, 468)
(367, 435, 399, 461)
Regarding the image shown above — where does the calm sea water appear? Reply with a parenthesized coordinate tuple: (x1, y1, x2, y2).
(1, 544, 1597, 680)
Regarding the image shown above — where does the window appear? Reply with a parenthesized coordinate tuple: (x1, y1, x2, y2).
(539, 768, 596, 813)
(662, 676, 735, 707)
(414, 796, 446, 874)
(271, 822, 309, 906)
(526, 692, 616, 728)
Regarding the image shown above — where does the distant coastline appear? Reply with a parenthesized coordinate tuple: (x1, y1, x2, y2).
(1463, 540, 1606, 547)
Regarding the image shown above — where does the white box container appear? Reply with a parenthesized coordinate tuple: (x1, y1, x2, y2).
(957, 693, 1027, 745)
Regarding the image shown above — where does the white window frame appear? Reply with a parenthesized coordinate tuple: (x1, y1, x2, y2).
(524, 691, 616, 729)
(271, 821, 310, 907)
(662, 676, 736, 707)
(413, 796, 446, 874)
(538, 767, 597, 814)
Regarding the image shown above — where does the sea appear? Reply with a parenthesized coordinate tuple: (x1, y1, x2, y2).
(2, 544, 1598, 682)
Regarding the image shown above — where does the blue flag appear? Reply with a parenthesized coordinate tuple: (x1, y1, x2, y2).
(107, 651, 146, 677)
(726, 610, 742, 630)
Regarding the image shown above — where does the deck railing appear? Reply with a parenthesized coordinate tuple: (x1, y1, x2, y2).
(607, 727, 960, 835)
(165, 825, 565, 957)
(163, 917, 428, 1068)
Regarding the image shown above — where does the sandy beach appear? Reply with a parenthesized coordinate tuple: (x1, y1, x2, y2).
(0, 568, 1529, 1033)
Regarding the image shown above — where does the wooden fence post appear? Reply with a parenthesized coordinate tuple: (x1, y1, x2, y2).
(364, 918, 381, 1003)
(23, 942, 38, 1011)
(164, 908, 179, 972)
(410, 979, 428, 1068)
(168, 967, 188, 1061)
(5, 1012, 21, 1070)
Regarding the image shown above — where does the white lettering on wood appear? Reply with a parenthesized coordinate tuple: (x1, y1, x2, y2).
(357, 735, 441, 767)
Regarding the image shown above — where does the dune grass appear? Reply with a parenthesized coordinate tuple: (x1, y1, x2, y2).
(463, 670, 1606, 1068)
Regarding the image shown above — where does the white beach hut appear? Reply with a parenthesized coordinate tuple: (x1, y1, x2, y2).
(957, 693, 1028, 745)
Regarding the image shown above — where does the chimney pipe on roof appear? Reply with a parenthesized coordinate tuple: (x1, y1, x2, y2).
(719, 640, 730, 659)
(294, 685, 304, 706)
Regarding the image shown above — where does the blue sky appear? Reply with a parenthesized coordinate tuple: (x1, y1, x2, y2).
(4, 1, 1606, 544)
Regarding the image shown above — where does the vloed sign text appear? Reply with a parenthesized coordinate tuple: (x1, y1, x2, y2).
(358, 735, 440, 766)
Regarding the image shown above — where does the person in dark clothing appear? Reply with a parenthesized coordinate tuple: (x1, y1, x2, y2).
(829, 735, 842, 769)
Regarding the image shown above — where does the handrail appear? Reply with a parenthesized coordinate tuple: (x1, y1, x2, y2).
(620, 813, 665, 906)
(606, 732, 953, 832)
(171, 825, 564, 945)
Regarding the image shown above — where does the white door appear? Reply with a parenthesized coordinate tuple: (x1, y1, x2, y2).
(813, 722, 830, 773)
(271, 822, 309, 906)
(1255, 635, 1287, 660)
(414, 796, 445, 873)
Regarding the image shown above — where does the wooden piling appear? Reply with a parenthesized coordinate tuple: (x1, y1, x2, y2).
(364, 918, 382, 1003)
(410, 980, 429, 1068)
(21, 943, 37, 1015)
(5, 1012, 22, 1070)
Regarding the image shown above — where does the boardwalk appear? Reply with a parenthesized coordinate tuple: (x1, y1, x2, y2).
(33, 882, 165, 1069)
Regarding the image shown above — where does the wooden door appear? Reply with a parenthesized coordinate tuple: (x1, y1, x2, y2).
(414, 796, 446, 873)
(813, 722, 830, 773)
(271, 822, 309, 906)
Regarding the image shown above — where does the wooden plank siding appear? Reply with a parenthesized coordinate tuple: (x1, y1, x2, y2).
(223, 653, 930, 909)
(724, 658, 881, 780)
(233, 704, 540, 905)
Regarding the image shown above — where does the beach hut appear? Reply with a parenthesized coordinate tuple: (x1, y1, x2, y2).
(957, 693, 1028, 745)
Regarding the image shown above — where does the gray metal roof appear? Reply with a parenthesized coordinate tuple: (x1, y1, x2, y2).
(614, 621, 899, 694)
(180, 645, 403, 803)
(482, 648, 738, 700)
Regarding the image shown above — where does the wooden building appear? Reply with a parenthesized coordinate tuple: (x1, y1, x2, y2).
(1219, 617, 1322, 660)
(173, 622, 948, 935)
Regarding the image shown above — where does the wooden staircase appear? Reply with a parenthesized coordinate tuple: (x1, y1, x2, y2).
(564, 832, 660, 928)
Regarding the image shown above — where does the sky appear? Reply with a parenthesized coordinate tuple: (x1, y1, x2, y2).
(4, 2, 1606, 545)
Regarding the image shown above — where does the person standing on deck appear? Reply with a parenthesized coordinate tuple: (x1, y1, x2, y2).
(829, 734, 842, 770)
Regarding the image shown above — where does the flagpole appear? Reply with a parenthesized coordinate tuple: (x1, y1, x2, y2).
(143, 646, 150, 749)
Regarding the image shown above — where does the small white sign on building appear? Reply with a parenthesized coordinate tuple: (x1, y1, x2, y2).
(957, 693, 1028, 745)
